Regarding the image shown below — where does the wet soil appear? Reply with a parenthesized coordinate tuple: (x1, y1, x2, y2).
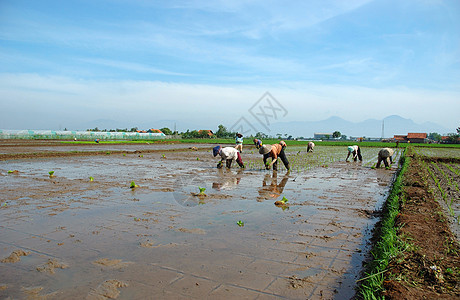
(0, 140, 399, 299)
(382, 155, 460, 299)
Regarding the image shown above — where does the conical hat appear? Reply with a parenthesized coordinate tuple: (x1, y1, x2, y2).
(259, 144, 271, 155)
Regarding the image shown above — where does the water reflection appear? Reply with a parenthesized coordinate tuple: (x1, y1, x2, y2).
(212, 168, 243, 191)
(258, 171, 290, 200)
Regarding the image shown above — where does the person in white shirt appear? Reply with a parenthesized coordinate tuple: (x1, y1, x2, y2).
(346, 145, 362, 162)
(213, 146, 245, 168)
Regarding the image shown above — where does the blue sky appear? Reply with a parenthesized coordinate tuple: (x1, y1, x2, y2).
(0, 0, 459, 133)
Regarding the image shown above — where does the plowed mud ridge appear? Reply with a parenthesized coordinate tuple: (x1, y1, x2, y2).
(383, 154, 460, 299)
(1, 140, 399, 299)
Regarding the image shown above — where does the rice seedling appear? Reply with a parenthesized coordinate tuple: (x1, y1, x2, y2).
(236, 220, 244, 227)
(89, 176, 94, 182)
(49, 171, 55, 177)
(130, 181, 138, 189)
(198, 187, 206, 195)
(275, 196, 289, 207)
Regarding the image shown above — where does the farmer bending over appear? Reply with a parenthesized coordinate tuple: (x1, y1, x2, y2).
(346, 145, 362, 162)
(253, 138, 263, 149)
(376, 148, 394, 168)
(307, 142, 315, 152)
(259, 141, 290, 171)
(213, 146, 245, 169)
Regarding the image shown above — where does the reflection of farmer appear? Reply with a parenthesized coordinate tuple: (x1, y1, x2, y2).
(212, 169, 242, 191)
(253, 138, 263, 149)
(258, 171, 290, 200)
(213, 146, 245, 169)
(95, 139, 100, 143)
(235, 133, 243, 153)
(346, 145, 362, 162)
(376, 148, 394, 168)
(259, 141, 290, 171)
(307, 142, 315, 152)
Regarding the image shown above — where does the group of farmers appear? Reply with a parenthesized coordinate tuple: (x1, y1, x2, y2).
(212, 133, 395, 170)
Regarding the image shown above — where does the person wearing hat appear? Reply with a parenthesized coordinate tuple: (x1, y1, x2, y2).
(376, 148, 394, 168)
(259, 141, 290, 171)
(213, 145, 245, 169)
(346, 145, 362, 162)
(235, 133, 243, 153)
(253, 138, 263, 149)
(307, 141, 315, 152)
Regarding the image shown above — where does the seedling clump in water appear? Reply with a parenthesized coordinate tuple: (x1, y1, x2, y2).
(198, 187, 206, 195)
(49, 171, 55, 177)
(89, 176, 94, 182)
(275, 196, 289, 207)
(237, 220, 244, 227)
(130, 181, 139, 189)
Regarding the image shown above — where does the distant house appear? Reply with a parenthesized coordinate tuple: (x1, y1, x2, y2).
(407, 133, 427, 143)
(392, 133, 427, 143)
(147, 129, 163, 134)
(441, 136, 460, 144)
(136, 130, 147, 133)
(198, 130, 214, 137)
(394, 135, 406, 142)
(314, 133, 333, 140)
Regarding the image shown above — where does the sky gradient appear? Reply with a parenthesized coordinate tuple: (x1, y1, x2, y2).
(0, 0, 459, 133)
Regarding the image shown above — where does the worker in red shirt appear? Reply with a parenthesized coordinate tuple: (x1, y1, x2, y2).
(259, 141, 290, 171)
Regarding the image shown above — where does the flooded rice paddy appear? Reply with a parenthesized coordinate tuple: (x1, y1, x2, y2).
(0, 142, 401, 299)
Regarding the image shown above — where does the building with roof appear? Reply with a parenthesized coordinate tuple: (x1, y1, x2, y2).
(313, 133, 333, 140)
(406, 133, 427, 143)
(147, 129, 163, 134)
(198, 130, 214, 137)
(392, 133, 427, 143)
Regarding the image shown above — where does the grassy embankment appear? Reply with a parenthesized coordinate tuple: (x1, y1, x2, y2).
(357, 147, 410, 299)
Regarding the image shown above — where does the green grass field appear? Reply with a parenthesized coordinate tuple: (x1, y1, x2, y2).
(62, 138, 460, 149)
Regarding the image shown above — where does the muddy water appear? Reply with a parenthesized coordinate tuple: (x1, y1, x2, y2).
(0, 140, 206, 154)
(0, 146, 398, 299)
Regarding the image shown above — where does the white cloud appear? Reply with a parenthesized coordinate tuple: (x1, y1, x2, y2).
(0, 73, 458, 131)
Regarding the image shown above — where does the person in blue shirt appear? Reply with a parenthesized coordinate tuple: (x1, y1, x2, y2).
(253, 138, 263, 149)
(235, 133, 243, 153)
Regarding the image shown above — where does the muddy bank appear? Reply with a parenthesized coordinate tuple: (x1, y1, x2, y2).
(382, 155, 460, 299)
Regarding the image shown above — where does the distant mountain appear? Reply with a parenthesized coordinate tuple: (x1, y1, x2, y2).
(270, 115, 450, 138)
(71, 115, 449, 138)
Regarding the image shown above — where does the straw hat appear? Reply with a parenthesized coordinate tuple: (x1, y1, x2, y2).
(259, 144, 271, 155)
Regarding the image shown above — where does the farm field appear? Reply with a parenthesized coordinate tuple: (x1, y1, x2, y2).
(0, 140, 413, 299)
(378, 147, 460, 299)
(414, 146, 460, 239)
